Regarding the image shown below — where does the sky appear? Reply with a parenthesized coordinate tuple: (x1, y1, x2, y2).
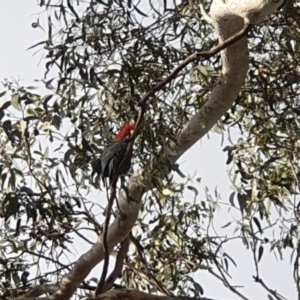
(0, 1, 296, 299)
(0, 2, 46, 87)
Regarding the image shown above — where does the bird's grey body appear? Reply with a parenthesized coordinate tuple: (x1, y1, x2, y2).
(95, 140, 132, 182)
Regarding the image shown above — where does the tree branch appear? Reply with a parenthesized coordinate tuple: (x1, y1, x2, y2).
(253, 276, 288, 300)
(16, 284, 58, 298)
(100, 235, 130, 294)
(95, 184, 117, 295)
(94, 288, 217, 300)
(49, 1, 284, 299)
(126, 262, 173, 296)
(132, 18, 250, 142)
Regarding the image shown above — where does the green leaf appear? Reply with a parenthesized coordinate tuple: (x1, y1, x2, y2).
(11, 94, 22, 111)
(20, 186, 34, 196)
(20, 119, 27, 137)
(27, 40, 46, 50)
(133, 5, 148, 17)
(192, 281, 203, 295)
(72, 197, 81, 208)
(187, 185, 198, 199)
(221, 222, 232, 228)
(229, 191, 235, 207)
(0, 90, 7, 98)
(224, 257, 228, 271)
(0, 100, 11, 113)
(64, 149, 74, 162)
(253, 217, 263, 234)
(44, 147, 49, 158)
(237, 193, 246, 215)
(223, 252, 237, 267)
(9, 168, 16, 189)
(258, 245, 264, 263)
(3, 120, 12, 136)
(26, 205, 37, 223)
(3, 193, 19, 220)
(42, 94, 54, 111)
(52, 115, 61, 130)
(1, 173, 7, 190)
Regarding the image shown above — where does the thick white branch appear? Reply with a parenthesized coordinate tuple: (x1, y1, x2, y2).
(16, 284, 58, 299)
(94, 288, 216, 300)
(50, 0, 283, 299)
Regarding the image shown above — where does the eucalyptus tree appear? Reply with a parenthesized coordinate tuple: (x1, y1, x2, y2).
(0, 1, 298, 300)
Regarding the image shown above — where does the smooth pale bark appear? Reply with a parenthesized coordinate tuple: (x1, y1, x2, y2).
(50, 0, 283, 299)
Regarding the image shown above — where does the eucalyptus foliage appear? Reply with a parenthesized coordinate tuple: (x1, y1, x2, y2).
(0, 1, 298, 299)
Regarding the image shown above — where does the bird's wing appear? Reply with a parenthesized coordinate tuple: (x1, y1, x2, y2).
(101, 141, 129, 178)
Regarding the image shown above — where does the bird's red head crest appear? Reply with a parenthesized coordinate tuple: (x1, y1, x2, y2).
(114, 123, 135, 141)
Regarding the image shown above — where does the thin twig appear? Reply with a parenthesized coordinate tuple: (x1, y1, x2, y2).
(101, 235, 130, 293)
(208, 267, 249, 300)
(117, 20, 250, 173)
(95, 184, 117, 296)
(25, 249, 69, 269)
(126, 262, 173, 296)
(94, 19, 250, 297)
(127, 20, 250, 181)
(199, 1, 213, 24)
(253, 276, 288, 300)
(129, 232, 150, 275)
(211, 240, 249, 300)
(128, 232, 173, 295)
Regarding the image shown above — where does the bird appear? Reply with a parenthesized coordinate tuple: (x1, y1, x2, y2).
(93, 123, 135, 184)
